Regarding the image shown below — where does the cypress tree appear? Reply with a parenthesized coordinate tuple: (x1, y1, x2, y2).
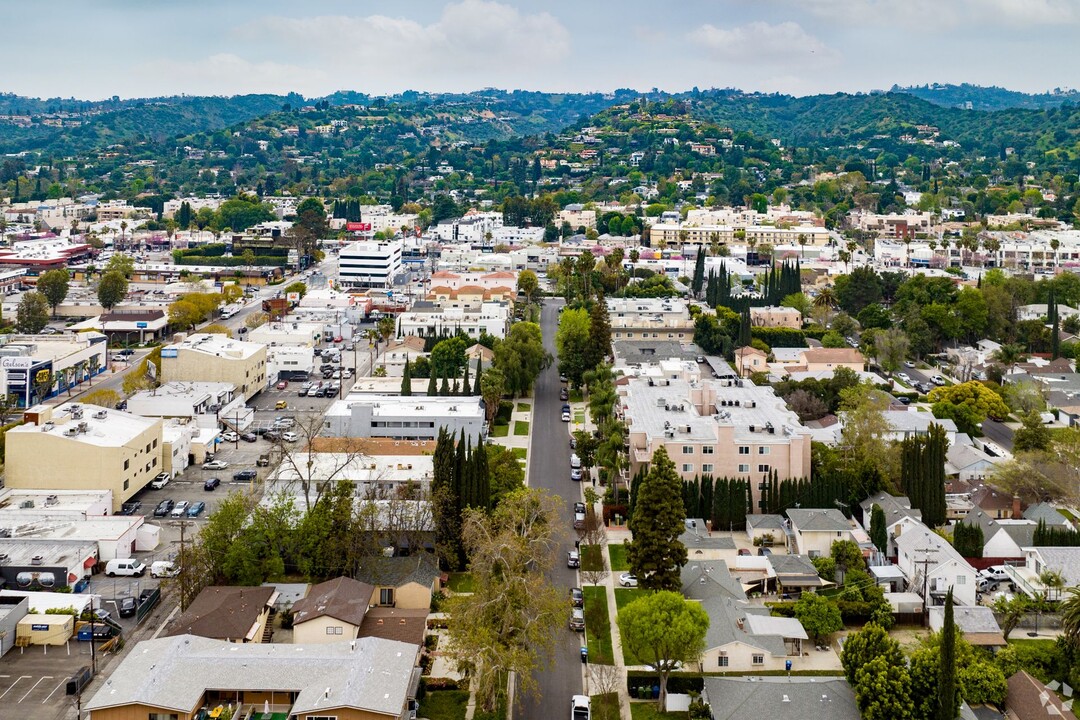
(440, 377, 451, 396)
(455, 429, 468, 510)
(870, 503, 888, 554)
(474, 439, 490, 509)
(938, 589, 957, 720)
(473, 358, 482, 395)
(739, 307, 752, 347)
(401, 357, 412, 396)
(462, 359, 471, 395)
(452, 379, 460, 395)
(691, 250, 705, 296)
(427, 370, 438, 396)
(1053, 318, 1061, 360)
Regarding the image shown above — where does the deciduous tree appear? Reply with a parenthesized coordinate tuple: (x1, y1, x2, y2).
(15, 291, 49, 333)
(794, 591, 843, 643)
(36, 269, 69, 317)
(97, 270, 129, 310)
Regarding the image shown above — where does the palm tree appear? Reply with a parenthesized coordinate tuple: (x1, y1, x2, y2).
(992, 343, 1027, 376)
(1060, 586, 1080, 648)
(798, 233, 808, 258)
(1051, 237, 1061, 270)
(1040, 570, 1066, 602)
(814, 287, 837, 326)
(119, 220, 128, 252)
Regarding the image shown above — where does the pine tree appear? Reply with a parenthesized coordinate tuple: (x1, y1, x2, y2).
(401, 357, 412, 396)
(627, 447, 688, 591)
(473, 358, 482, 395)
(938, 589, 957, 720)
(427, 370, 438, 396)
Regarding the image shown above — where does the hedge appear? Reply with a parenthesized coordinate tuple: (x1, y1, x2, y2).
(751, 327, 807, 348)
(175, 255, 287, 267)
(0, 420, 26, 462)
(625, 672, 704, 695)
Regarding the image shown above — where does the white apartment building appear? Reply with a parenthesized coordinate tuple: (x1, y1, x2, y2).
(433, 213, 504, 244)
(127, 381, 250, 431)
(558, 205, 597, 230)
(608, 298, 695, 342)
(162, 197, 224, 220)
(396, 302, 510, 340)
(338, 240, 403, 289)
(323, 395, 484, 439)
(648, 222, 831, 248)
(850, 212, 935, 239)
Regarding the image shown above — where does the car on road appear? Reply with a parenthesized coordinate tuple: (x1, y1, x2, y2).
(574, 506, 586, 528)
(170, 501, 189, 518)
(569, 435, 577, 449)
(559, 374, 568, 383)
(571, 468, 582, 481)
(897, 372, 911, 383)
(186, 501, 206, 517)
(931, 375, 947, 386)
(574, 501, 586, 514)
(150, 472, 171, 490)
(561, 410, 571, 422)
(240, 432, 258, 443)
(559, 388, 569, 401)
(904, 361, 915, 368)
(569, 607, 585, 631)
(221, 431, 239, 443)
(571, 696, 590, 720)
(204, 477, 221, 491)
(567, 550, 580, 568)
(119, 596, 137, 618)
(618, 573, 638, 587)
(276, 380, 289, 390)
(275, 400, 289, 410)
(569, 587, 583, 608)
(153, 499, 174, 517)
(203, 460, 229, 470)
(234, 469, 258, 482)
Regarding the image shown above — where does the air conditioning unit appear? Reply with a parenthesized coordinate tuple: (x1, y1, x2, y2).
(664, 430, 675, 438)
(681, 425, 692, 434)
(31, 555, 43, 566)
(749, 425, 756, 433)
(93, 410, 107, 420)
(20, 500, 34, 509)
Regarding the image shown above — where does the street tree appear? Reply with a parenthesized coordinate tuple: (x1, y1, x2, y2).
(517, 269, 539, 305)
(794, 592, 843, 643)
(617, 591, 708, 710)
(840, 621, 905, 684)
(556, 307, 591, 387)
(446, 488, 566, 714)
(245, 311, 269, 330)
(480, 366, 505, 425)
(97, 270, 129, 310)
(873, 327, 910, 375)
(168, 299, 203, 330)
(15, 291, 49, 333)
(283, 281, 308, 298)
(36, 269, 69, 317)
(627, 446, 687, 591)
(494, 322, 550, 397)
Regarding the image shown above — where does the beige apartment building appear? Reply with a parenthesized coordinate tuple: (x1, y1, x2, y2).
(749, 306, 802, 329)
(608, 297, 695, 342)
(648, 222, 831, 248)
(5, 403, 164, 511)
(160, 333, 267, 401)
(620, 368, 811, 512)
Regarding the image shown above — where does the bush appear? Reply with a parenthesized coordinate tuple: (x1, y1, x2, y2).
(422, 677, 465, 691)
(751, 327, 807, 348)
(602, 504, 629, 525)
(625, 672, 704, 695)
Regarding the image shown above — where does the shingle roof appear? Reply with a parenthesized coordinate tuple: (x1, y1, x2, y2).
(698, 595, 784, 656)
(747, 514, 786, 531)
(355, 554, 440, 589)
(768, 554, 819, 579)
(166, 586, 274, 641)
(682, 560, 748, 602)
(679, 519, 736, 551)
(1023, 502, 1070, 527)
(787, 508, 850, 533)
(1007, 670, 1077, 720)
(292, 576, 375, 628)
(358, 607, 428, 646)
(703, 676, 860, 720)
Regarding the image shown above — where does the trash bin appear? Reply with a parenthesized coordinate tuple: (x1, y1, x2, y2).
(580, 647, 588, 664)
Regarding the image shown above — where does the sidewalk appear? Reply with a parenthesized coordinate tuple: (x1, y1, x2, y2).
(595, 531, 632, 720)
(490, 399, 532, 484)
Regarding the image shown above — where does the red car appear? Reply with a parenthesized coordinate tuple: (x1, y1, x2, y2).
(276, 380, 288, 390)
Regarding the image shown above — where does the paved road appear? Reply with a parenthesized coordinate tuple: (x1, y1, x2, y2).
(518, 298, 584, 718)
(981, 419, 1015, 453)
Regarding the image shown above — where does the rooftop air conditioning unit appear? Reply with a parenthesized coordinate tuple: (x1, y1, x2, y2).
(93, 410, 107, 419)
(681, 425, 692, 433)
(664, 430, 675, 438)
(31, 555, 43, 566)
(20, 500, 34, 509)
(749, 425, 756, 433)
(746, 401, 755, 408)
(733, 400, 740, 407)
(64, 427, 79, 437)
(45, 495, 58, 506)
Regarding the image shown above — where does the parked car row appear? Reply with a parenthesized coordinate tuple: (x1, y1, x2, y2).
(151, 499, 207, 518)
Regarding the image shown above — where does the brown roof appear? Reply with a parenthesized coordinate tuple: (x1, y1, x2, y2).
(358, 607, 428, 646)
(430, 271, 460, 279)
(167, 586, 274, 641)
(735, 346, 766, 358)
(801, 348, 865, 364)
(1007, 670, 1077, 720)
(386, 335, 426, 354)
(292, 576, 375, 628)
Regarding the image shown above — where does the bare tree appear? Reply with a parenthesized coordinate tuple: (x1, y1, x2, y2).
(269, 412, 369, 512)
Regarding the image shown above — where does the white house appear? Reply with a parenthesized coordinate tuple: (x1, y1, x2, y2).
(785, 509, 852, 557)
(895, 522, 977, 607)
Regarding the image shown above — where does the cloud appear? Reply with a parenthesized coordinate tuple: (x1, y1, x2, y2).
(689, 21, 837, 66)
(133, 54, 323, 96)
(791, 0, 1078, 26)
(245, 1, 570, 91)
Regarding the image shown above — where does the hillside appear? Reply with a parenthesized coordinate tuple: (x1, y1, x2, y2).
(893, 83, 1080, 111)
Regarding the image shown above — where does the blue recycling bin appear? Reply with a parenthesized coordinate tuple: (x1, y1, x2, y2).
(580, 647, 588, 664)
(786, 660, 792, 672)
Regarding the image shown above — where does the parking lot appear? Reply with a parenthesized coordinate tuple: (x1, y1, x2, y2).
(0, 639, 101, 720)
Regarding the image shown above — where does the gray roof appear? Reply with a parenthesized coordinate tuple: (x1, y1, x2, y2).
(703, 676, 860, 720)
(787, 508, 850, 533)
(354, 554, 440, 589)
(769, 554, 819, 579)
(680, 519, 736, 551)
(1034, 547, 1080, 587)
(1023, 502, 1070, 527)
(965, 509, 1036, 549)
(682, 560, 747, 602)
(882, 410, 958, 435)
(85, 635, 418, 715)
(747, 514, 786, 531)
(743, 614, 808, 640)
(928, 605, 1003, 636)
(613, 340, 700, 363)
(860, 492, 921, 526)
(699, 595, 785, 656)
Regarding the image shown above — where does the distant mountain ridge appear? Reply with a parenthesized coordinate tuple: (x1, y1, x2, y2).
(892, 83, 1080, 111)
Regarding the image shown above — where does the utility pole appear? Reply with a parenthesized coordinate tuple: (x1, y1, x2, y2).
(914, 546, 935, 614)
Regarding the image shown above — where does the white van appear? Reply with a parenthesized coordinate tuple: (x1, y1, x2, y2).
(570, 454, 581, 469)
(105, 559, 146, 577)
(150, 561, 178, 578)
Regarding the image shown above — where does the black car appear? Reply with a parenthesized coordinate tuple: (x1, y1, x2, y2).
(153, 499, 174, 517)
(569, 587, 584, 608)
(118, 501, 141, 516)
(118, 596, 137, 618)
(233, 469, 258, 482)
(560, 388, 569, 401)
(240, 432, 258, 442)
(204, 477, 221, 491)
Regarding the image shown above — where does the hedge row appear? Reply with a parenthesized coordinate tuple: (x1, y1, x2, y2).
(175, 256, 287, 267)
(750, 327, 807, 348)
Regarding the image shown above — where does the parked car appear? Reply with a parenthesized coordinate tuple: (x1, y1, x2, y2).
(571, 696, 590, 720)
(273, 417, 295, 429)
(569, 587, 583, 608)
(221, 431, 239, 443)
(150, 561, 178, 578)
(738, 548, 752, 556)
(153, 499, 174, 517)
(275, 400, 289, 410)
(567, 550, 580, 568)
(240, 432, 258, 443)
(118, 501, 141, 516)
(119, 596, 137, 618)
(203, 460, 229, 470)
(980, 566, 1010, 582)
(618, 573, 638, 588)
(559, 388, 569, 401)
(234, 469, 258, 482)
(569, 607, 585, 631)
(561, 410, 571, 422)
(932, 375, 947, 386)
(204, 477, 221, 491)
(276, 380, 289, 390)
(897, 372, 911, 383)
(186, 501, 206, 517)
(105, 559, 146, 577)
(170, 501, 189, 518)
(571, 468, 582, 481)
(264, 430, 281, 442)
(150, 472, 171, 490)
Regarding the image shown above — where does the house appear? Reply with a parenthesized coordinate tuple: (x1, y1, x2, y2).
(353, 555, 441, 610)
(698, 594, 809, 672)
(879, 410, 958, 444)
(859, 493, 922, 556)
(749, 306, 802, 330)
(702, 676, 860, 720)
(785, 509, 852, 557)
(1006, 670, 1077, 720)
(85, 635, 421, 720)
(970, 484, 1023, 519)
(735, 346, 767, 377)
(291, 577, 375, 644)
(745, 514, 786, 547)
(682, 560, 750, 602)
(945, 436, 1004, 482)
(166, 586, 277, 643)
(770, 554, 833, 598)
(680, 518, 737, 560)
(894, 523, 977, 607)
(928, 605, 1005, 647)
(789, 348, 865, 374)
(964, 508, 1034, 559)
(1006, 546, 1080, 600)
(358, 606, 428, 646)
(1022, 502, 1073, 530)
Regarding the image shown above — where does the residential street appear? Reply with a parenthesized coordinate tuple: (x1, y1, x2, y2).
(518, 298, 585, 718)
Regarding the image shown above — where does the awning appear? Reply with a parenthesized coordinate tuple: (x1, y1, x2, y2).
(83, 556, 96, 569)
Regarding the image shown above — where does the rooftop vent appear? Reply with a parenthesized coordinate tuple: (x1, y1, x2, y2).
(31, 555, 43, 566)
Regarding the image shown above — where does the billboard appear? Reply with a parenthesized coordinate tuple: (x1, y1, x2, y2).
(346, 222, 372, 232)
(286, 292, 301, 303)
(0, 357, 35, 370)
(160, 348, 179, 359)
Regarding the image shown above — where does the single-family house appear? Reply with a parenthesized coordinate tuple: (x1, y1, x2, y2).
(769, 554, 832, 598)
(680, 518, 736, 560)
(1005, 546, 1080, 600)
(702, 676, 860, 720)
(859, 492, 922, 539)
(895, 523, 977, 607)
(353, 555, 441, 610)
(786, 508, 852, 557)
(358, 606, 428, 646)
(1023, 502, 1073, 530)
(928, 605, 1005, 647)
(790, 348, 865, 374)
(291, 576, 375, 644)
(698, 594, 809, 672)
(1006, 670, 1077, 720)
(945, 435, 1004, 482)
(964, 508, 1034, 559)
(745, 514, 786, 547)
(166, 586, 277, 643)
(735, 346, 768, 378)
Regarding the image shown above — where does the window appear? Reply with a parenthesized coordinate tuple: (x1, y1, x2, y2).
(702, 446, 714, 455)
(718, 656, 729, 667)
(752, 654, 765, 665)
(758, 447, 770, 455)
(682, 464, 694, 473)
(758, 464, 770, 473)
(307, 716, 339, 720)
(682, 446, 694, 455)
(380, 588, 395, 606)
(956, 575, 966, 585)
(123, 479, 129, 490)
(702, 464, 713, 473)
(148, 714, 180, 720)
(153, 439, 158, 449)
(325, 626, 344, 635)
(738, 464, 750, 473)
(124, 459, 130, 471)
(739, 446, 750, 455)
(145, 443, 151, 453)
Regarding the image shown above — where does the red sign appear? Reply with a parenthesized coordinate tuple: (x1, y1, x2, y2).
(346, 222, 372, 232)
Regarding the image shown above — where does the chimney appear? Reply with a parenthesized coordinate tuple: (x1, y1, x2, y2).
(1012, 495, 1022, 519)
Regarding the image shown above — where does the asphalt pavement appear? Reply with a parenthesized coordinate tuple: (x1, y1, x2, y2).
(517, 298, 584, 718)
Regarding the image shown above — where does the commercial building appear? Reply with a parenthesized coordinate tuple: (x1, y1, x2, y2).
(271, 451, 434, 498)
(324, 394, 484, 440)
(338, 239, 403, 289)
(648, 222, 831, 248)
(608, 298, 695, 342)
(0, 538, 99, 591)
(749, 306, 802, 329)
(5, 403, 164, 512)
(248, 321, 323, 348)
(396, 301, 511, 340)
(85, 635, 420, 720)
(160, 333, 267, 402)
(127, 381, 247, 430)
(619, 366, 812, 511)
(69, 310, 169, 344)
(0, 332, 108, 407)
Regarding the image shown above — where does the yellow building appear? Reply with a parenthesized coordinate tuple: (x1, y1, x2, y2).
(5, 403, 164, 512)
(160, 333, 267, 401)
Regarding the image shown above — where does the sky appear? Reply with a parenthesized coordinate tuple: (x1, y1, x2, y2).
(9, 0, 1080, 100)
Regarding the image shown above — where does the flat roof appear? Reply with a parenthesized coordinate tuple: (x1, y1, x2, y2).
(0, 488, 112, 514)
(0, 538, 97, 567)
(9, 403, 160, 447)
(327, 395, 484, 420)
(271, 452, 433, 485)
(164, 333, 263, 360)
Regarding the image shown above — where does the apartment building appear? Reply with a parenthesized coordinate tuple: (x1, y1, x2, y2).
(324, 394, 484, 440)
(5, 403, 164, 512)
(648, 222, 830, 248)
(558, 204, 597, 230)
(433, 212, 503, 243)
(619, 370, 811, 510)
(850, 211, 935, 239)
(396, 301, 510, 340)
(338, 239, 404, 289)
(160, 333, 267, 402)
(608, 297, 695, 342)
(749, 306, 802, 329)
(428, 270, 519, 293)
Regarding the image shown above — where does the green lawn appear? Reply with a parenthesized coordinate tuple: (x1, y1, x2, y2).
(516, 402, 532, 412)
(417, 689, 469, 720)
(446, 572, 475, 593)
(512, 447, 527, 461)
(514, 420, 530, 435)
(615, 588, 648, 666)
(608, 543, 629, 571)
(629, 702, 687, 720)
(591, 693, 621, 720)
(490, 424, 509, 437)
(1008, 637, 1057, 650)
(583, 586, 614, 665)
(570, 389, 584, 402)
(581, 544, 604, 572)
(574, 411, 586, 423)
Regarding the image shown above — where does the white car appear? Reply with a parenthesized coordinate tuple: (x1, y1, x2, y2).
(221, 431, 239, 442)
(282, 431, 299, 443)
(203, 460, 229, 470)
(561, 411, 571, 422)
(897, 373, 911, 383)
(619, 573, 638, 588)
(571, 695, 590, 720)
(149, 472, 171, 490)
(980, 566, 1010, 582)
(931, 375, 947, 386)
(170, 501, 189, 518)
(150, 561, 179, 578)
